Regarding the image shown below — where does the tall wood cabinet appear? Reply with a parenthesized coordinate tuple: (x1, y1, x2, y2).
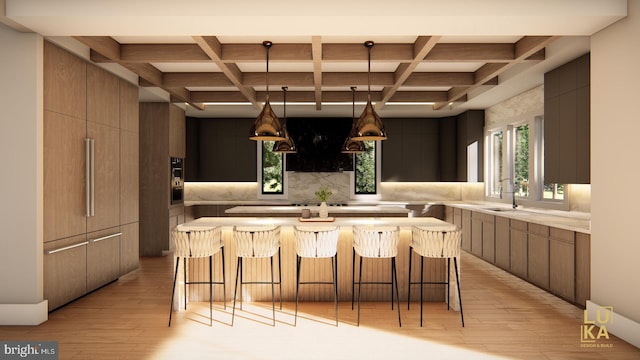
(43, 42, 139, 311)
(140, 103, 186, 256)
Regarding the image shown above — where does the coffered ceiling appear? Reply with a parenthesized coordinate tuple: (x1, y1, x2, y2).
(2, 0, 627, 118)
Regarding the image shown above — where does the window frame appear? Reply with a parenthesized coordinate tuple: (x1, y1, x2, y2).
(485, 111, 569, 210)
(350, 140, 382, 200)
(257, 140, 289, 199)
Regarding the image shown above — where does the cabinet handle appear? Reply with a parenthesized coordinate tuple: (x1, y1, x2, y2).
(85, 138, 95, 217)
(89, 138, 95, 217)
(85, 138, 91, 217)
(90, 232, 122, 243)
(46, 241, 89, 255)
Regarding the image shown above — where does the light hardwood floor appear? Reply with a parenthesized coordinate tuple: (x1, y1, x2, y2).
(1, 252, 638, 360)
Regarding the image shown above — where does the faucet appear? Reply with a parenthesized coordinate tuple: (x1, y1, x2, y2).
(499, 178, 518, 209)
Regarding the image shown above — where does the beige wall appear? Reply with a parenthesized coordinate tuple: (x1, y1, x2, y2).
(591, 2, 640, 324)
(0, 24, 47, 324)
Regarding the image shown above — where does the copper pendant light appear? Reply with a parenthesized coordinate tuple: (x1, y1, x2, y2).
(351, 41, 387, 141)
(272, 86, 297, 153)
(342, 86, 365, 153)
(249, 41, 285, 141)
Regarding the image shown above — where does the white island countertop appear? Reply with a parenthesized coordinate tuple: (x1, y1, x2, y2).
(225, 205, 411, 216)
(185, 216, 456, 231)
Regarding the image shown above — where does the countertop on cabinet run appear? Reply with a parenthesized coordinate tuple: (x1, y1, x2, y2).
(184, 216, 456, 231)
(224, 205, 411, 216)
(448, 203, 591, 234)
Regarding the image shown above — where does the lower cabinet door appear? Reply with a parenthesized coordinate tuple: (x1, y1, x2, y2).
(120, 222, 139, 276)
(44, 235, 88, 311)
(87, 227, 121, 292)
(527, 234, 550, 289)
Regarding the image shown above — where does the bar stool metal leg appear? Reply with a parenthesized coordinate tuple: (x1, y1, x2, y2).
(221, 247, 226, 310)
(209, 255, 213, 326)
(420, 255, 424, 326)
(270, 256, 276, 326)
(393, 257, 401, 327)
(231, 257, 242, 326)
(278, 248, 283, 310)
(183, 258, 188, 311)
(407, 247, 412, 310)
(332, 253, 338, 326)
(357, 256, 363, 326)
(351, 249, 356, 310)
(168, 257, 180, 327)
(454, 257, 464, 327)
(294, 255, 302, 326)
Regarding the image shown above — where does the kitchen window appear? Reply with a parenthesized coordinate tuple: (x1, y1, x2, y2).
(260, 141, 284, 195)
(355, 141, 377, 194)
(486, 115, 566, 207)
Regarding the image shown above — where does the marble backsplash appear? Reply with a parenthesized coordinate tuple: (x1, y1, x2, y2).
(184, 175, 589, 214)
(185, 172, 484, 204)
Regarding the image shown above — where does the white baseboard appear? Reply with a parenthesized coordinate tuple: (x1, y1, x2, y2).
(586, 301, 640, 348)
(0, 301, 48, 325)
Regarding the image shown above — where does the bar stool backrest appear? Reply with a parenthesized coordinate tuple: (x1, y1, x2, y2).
(353, 226, 400, 258)
(233, 226, 281, 258)
(411, 226, 461, 258)
(171, 225, 222, 258)
(294, 226, 340, 258)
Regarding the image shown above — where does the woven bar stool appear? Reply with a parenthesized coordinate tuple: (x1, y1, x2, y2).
(408, 226, 464, 327)
(232, 226, 282, 326)
(352, 226, 401, 327)
(169, 225, 225, 327)
(293, 225, 340, 326)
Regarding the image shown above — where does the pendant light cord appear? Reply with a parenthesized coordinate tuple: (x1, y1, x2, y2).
(365, 41, 374, 102)
(282, 86, 287, 122)
(263, 41, 272, 100)
(351, 86, 357, 123)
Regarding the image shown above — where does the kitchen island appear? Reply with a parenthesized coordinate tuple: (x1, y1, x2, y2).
(224, 205, 412, 217)
(175, 216, 460, 311)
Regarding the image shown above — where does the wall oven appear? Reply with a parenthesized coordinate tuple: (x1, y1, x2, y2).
(170, 157, 184, 204)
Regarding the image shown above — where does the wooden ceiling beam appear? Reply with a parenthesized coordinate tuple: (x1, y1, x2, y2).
(74, 36, 121, 60)
(189, 90, 450, 103)
(120, 44, 210, 62)
(323, 43, 414, 61)
(435, 36, 557, 109)
(163, 72, 233, 87)
(376, 35, 441, 111)
(243, 72, 315, 87)
(425, 43, 515, 62)
(312, 36, 323, 110)
(220, 43, 313, 62)
(192, 36, 260, 110)
(75, 36, 203, 110)
(83, 40, 550, 64)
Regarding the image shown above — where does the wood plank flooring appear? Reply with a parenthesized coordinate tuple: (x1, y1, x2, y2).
(1, 252, 638, 360)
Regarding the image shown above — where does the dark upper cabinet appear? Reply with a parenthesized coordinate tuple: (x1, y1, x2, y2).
(381, 111, 483, 182)
(456, 110, 485, 182)
(544, 53, 590, 184)
(186, 117, 257, 181)
(382, 118, 440, 182)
